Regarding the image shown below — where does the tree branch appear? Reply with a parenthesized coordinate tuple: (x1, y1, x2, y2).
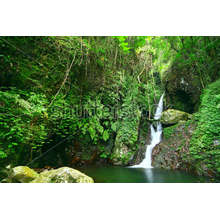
(171, 44, 179, 53)
(48, 51, 77, 107)
(137, 63, 146, 83)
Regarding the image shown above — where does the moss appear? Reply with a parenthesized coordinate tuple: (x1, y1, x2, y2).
(160, 109, 189, 125)
(12, 166, 39, 183)
(31, 167, 94, 183)
(163, 124, 178, 139)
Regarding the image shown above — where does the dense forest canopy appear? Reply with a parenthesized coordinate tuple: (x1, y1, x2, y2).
(0, 36, 220, 179)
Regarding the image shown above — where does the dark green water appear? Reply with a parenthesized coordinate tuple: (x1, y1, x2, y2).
(76, 165, 214, 183)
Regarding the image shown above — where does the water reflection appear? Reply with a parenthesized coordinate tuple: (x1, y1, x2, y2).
(144, 168, 154, 183)
(76, 165, 213, 183)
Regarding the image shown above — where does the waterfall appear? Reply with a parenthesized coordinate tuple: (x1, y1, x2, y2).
(154, 93, 164, 120)
(131, 93, 164, 169)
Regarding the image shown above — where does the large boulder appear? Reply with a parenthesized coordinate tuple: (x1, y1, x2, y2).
(30, 167, 94, 183)
(12, 166, 39, 183)
(160, 109, 191, 125)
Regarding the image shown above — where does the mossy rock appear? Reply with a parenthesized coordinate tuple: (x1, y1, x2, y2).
(12, 166, 39, 183)
(30, 167, 94, 183)
(160, 109, 189, 125)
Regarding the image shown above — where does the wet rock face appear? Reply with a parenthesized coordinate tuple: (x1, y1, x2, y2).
(151, 120, 213, 176)
(163, 66, 202, 113)
(67, 141, 102, 166)
(152, 122, 196, 172)
(39, 135, 115, 168)
(70, 137, 114, 166)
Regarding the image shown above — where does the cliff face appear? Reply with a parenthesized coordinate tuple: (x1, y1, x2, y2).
(163, 64, 203, 113)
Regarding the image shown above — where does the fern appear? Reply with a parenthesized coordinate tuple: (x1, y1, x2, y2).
(0, 91, 32, 111)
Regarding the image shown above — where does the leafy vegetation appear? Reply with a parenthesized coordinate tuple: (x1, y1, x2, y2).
(189, 79, 220, 176)
(1, 36, 220, 179)
(0, 36, 162, 168)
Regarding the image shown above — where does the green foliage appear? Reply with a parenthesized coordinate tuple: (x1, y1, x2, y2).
(3, 36, 219, 169)
(113, 36, 130, 54)
(0, 89, 32, 111)
(0, 36, 164, 167)
(103, 130, 110, 141)
(0, 87, 50, 166)
(189, 79, 220, 176)
(164, 36, 220, 87)
(163, 124, 178, 139)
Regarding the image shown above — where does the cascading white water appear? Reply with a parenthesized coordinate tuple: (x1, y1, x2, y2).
(154, 93, 164, 120)
(138, 122, 162, 168)
(131, 93, 164, 168)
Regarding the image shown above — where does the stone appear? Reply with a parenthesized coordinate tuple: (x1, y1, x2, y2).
(68, 138, 114, 166)
(188, 114, 193, 119)
(12, 166, 39, 183)
(30, 167, 94, 183)
(160, 109, 189, 125)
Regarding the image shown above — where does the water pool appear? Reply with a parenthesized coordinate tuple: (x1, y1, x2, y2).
(75, 165, 214, 183)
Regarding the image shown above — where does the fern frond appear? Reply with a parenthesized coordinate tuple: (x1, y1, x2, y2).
(16, 98, 32, 110)
(0, 91, 32, 111)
